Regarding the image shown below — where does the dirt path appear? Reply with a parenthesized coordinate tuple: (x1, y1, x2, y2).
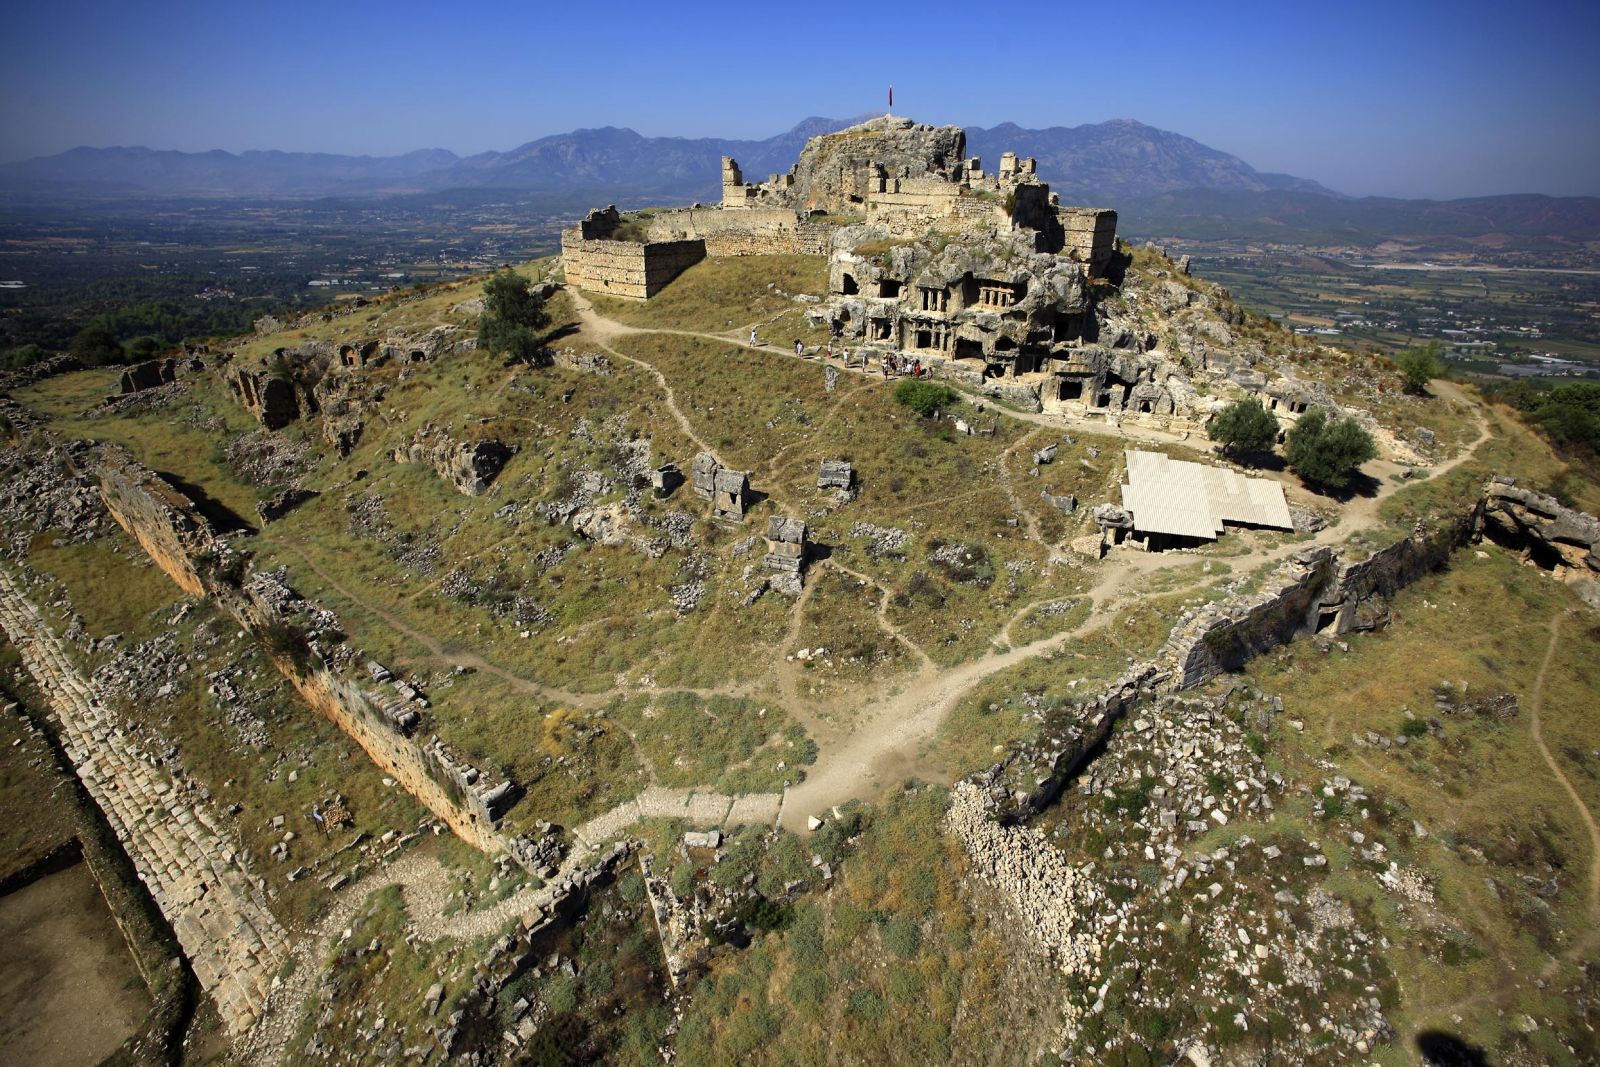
(778, 556, 1143, 829)
(558, 294, 1501, 828)
(566, 291, 724, 464)
(284, 544, 601, 709)
(1528, 612, 1600, 920)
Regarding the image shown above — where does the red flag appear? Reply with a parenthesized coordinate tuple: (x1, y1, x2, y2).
(889, 85, 893, 110)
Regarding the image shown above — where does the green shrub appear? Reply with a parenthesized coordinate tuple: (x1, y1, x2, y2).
(478, 269, 550, 363)
(1392, 342, 1447, 394)
(1208, 396, 1279, 458)
(1400, 718, 1430, 738)
(892, 379, 958, 417)
(1286, 407, 1378, 490)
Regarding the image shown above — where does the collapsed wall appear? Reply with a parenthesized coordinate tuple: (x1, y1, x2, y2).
(1160, 503, 1483, 688)
(97, 447, 515, 855)
(991, 499, 1495, 818)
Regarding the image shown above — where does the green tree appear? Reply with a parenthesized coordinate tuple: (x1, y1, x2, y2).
(69, 322, 124, 367)
(0, 344, 46, 373)
(1285, 407, 1378, 490)
(1392, 342, 1447, 394)
(891, 379, 957, 417)
(1208, 396, 1279, 460)
(477, 269, 549, 363)
(126, 335, 164, 361)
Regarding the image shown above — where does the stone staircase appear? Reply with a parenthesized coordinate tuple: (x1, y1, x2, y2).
(570, 784, 784, 851)
(0, 567, 287, 1035)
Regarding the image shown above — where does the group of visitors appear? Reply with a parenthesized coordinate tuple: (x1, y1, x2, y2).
(758, 329, 932, 382)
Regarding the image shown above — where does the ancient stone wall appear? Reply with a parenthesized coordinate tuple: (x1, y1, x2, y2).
(1160, 505, 1483, 687)
(1161, 548, 1340, 688)
(645, 207, 831, 257)
(265, 662, 504, 852)
(98, 447, 224, 597)
(560, 229, 706, 300)
(1060, 208, 1119, 275)
(98, 452, 513, 856)
(0, 568, 287, 1034)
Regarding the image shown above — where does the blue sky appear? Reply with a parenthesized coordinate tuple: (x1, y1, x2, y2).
(1, 0, 1597, 198)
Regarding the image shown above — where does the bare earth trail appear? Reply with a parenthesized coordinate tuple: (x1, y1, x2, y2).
(1528, 612, 1600, 922)
(283, 543, 604, 710)
(550, 300, 1502, 826)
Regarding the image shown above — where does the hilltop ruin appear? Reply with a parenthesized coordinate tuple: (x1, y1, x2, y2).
(561, 116, 1116, 300)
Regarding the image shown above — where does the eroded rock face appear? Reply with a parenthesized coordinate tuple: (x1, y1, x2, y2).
(313, 368, 386, 457)
(788, 116, 967, 214)
(1482, 479, 1600, 605)
(393, 428, 515, 496)
(226, 366, 313, 431)
(1483, 480, 1600, 570)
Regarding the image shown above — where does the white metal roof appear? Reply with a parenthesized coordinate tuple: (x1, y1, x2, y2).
(1120, 450, 1293, 540)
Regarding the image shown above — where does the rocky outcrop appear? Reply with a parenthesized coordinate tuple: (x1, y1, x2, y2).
(393, 428, 515, 496)
(225, 365, 313, 431)
(313, 368, 384, 457)
(785, 116, 967, 215)
(1482, 479, 1600, 574)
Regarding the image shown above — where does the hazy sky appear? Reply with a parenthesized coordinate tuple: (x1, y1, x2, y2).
(2, 0, 1597, 199)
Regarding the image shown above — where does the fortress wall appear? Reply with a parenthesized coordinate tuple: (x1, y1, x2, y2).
(560, 229, 706, 300)
(99, 452, 509, 856)
(270, 661, 503, 852)
(98, 448, 216, 597)
(646, 207, 832, 256)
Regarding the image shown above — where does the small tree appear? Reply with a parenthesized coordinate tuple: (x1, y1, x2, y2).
(477, 269, 549, 363)
(1208, 396, 1279, 460)
(126, 335, 164, 361)
(69, 322, 124, 366)
(892, 379, 957, 417)
(1392, 342, 1447, 395)
(1285, 407, 1378, 490)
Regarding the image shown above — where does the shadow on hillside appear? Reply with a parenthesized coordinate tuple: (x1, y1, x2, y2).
(155, 471, 256, 536)
(1307, 468, 1382, 504)
(1416, 1030, 1492, 1066)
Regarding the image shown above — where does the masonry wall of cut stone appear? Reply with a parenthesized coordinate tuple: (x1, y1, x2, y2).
(645, 207, 832, 256)
(97, 448, 216, 597)
(266, 660, 503, 852)
(560, 230, 706, 300)
(1059, 208, 1118, 275)
(98, 451, 507, 855)
(1160, 504, 1483, 688)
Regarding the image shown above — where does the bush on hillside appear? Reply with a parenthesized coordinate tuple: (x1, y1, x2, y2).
(892, 379, 958, 417)
(477, 269, 549, 363)
(1491, 381, 1600, 457)
(1392, 342, 1447, 395)
(1285, 406, 1377, 490)
(69, 322, 125, 367)
(1208, 396, 1279, 460)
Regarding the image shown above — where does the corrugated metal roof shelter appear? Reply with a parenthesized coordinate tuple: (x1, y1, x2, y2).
(1120, 450, 1293, 541)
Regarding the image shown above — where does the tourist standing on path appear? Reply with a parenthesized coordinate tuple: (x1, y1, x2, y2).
(750, 328, 758, 347)
(796, 339, 804, 357)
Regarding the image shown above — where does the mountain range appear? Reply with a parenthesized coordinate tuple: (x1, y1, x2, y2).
(0, 116, 1332, 202)
(3, 116, 1596, 245)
